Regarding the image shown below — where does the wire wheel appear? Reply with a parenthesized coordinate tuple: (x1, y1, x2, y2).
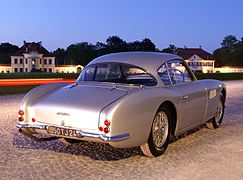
(215, 99, 223, 126)
(152, 111, 169, 148)
(140, 106, 172, 157)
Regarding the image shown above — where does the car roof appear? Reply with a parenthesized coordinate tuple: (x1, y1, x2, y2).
(86, 52, 184, 86)
(87, 52, 182, 73)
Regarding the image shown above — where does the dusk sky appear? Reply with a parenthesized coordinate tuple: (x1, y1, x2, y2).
(1, 0, 243, 53)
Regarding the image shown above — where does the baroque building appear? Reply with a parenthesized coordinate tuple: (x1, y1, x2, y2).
(0, 41, 83, 73)
(11, 41, 55, 73)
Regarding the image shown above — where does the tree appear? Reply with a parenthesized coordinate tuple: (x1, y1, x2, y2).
(214, 35, 242, 66)
(53, 48, 66, 65)
(0, 43, 19, 64)
(105, 36, 127, 52)
(140, 38, 156, 51)
(221, 35, 238, 53)
(66, 42, 96, 65)
(0, 43, 18, 54)
(233, 38, 243, 65)
(162, 44, 177, 54)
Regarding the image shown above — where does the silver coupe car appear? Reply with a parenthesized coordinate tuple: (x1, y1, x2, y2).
(17, 52, 226, 157)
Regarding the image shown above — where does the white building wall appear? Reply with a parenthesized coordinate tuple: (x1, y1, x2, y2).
(55, 65, 83, 73)
(0, 65, 11, 73)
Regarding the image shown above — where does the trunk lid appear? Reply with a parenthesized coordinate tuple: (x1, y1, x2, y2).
(32, 84, 127, 130)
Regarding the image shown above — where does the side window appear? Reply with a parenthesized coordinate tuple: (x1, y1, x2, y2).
(158, 60, 192, 85)
(95, 63, 121, 81)
(158, 64, 171, 85)
(82, 66, 95, 81)
(167, 60, 192, 84)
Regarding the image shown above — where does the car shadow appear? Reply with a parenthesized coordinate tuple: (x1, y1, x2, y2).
(13, 124, 207, 161)
(12, 132, 142, 161)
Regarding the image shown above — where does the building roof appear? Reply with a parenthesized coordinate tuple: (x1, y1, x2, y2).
(177, 48, 215, 60)
(12, 41, 54, 57)
(0, 64, 11, 66)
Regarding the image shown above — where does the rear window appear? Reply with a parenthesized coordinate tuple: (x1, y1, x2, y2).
(77, 63, 157, 86)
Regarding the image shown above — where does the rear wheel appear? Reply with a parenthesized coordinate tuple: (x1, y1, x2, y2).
(207, 93, 225, 129)
(140, 106, 172, 157)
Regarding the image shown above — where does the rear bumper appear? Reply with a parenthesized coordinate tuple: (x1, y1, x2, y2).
(16, 123, 130, 142)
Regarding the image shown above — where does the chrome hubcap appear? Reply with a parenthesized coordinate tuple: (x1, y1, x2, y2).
(152, 111, 169, 148)
(215, 99, 223, 125)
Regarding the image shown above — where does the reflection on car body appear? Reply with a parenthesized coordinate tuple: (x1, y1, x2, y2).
(16, 52, 226, 157)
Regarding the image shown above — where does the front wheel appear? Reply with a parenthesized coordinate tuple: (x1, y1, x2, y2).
(207, 93, 225, 129)
(140, 106, 172, 157)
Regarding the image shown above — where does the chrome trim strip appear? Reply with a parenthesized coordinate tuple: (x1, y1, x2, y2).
(16, 123, 48, 130)
(16, 123, 130, 142)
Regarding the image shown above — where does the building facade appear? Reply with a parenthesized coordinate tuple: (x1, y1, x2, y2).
(0, 41, 83, 73)
(11, 41, 55, 73)
(214, 66, 243, 73)
(177, 48, 215, 73)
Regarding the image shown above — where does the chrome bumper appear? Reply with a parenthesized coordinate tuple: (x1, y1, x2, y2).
(16, 123, 130, 142)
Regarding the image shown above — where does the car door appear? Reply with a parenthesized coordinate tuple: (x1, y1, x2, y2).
(161, 60, 207, 132)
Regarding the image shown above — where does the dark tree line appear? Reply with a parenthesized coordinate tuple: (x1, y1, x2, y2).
(0, 43, 19, 64)
(213, 35, 243, 66)
(0, 35, 242, 66)
(53, 36, 157, 65)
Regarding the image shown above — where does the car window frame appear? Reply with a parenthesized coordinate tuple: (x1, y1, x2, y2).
(157, 59, 196, 86)
(77, 62, 158, 86)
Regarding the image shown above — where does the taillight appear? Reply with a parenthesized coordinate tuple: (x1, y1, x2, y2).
(18, 117, 24, 122)
(18, 110, 24, 116)
(99, 127, 103, 131)
(104, 120, 110, 126)
(104, 127, 110, 133)
(18, 110, 24, 122)
(99, 119, 111, 134)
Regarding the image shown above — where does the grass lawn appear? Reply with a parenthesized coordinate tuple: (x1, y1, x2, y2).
(0, 85, 39, 95)
(195, 73, 243, 81)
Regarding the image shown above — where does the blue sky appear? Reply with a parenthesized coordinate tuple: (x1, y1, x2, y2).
(1, 0, 243, 53)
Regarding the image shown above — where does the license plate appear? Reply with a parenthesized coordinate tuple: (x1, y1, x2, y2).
(47, 126, 77, 137)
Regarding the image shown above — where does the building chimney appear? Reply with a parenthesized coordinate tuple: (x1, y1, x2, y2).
(199, 45, 202, 49)
(39, 41, 42, 52)
(184, 45, 187, 49)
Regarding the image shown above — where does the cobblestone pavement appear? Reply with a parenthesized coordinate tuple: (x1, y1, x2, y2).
(0, 80, 243, 180)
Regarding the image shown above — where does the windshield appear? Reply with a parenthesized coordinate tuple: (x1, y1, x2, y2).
(77, 63, 157, 86)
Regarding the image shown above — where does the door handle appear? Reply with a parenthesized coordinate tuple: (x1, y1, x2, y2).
(181, 95, 189, 100)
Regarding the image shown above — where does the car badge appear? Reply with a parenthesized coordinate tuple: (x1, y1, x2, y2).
(57, 112, 70, 116)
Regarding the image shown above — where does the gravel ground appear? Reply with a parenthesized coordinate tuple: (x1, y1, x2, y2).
(0, 80, 243, 180)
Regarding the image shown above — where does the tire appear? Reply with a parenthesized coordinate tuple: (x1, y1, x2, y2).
(140, 106, 172, 157)
(207, 93, 225, 129)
